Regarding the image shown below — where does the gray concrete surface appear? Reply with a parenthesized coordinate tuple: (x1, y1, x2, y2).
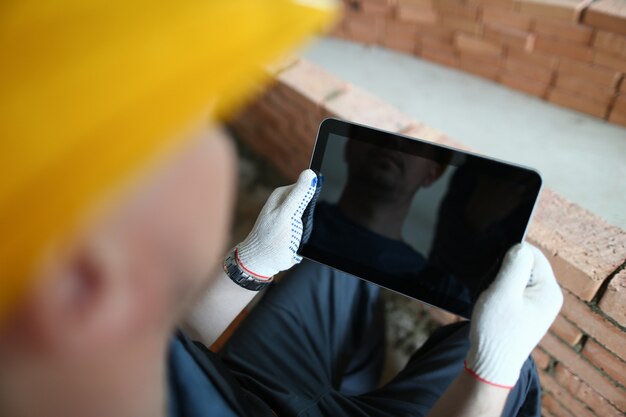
(303, 38, 626, 230)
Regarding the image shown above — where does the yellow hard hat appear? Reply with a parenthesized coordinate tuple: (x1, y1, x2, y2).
(0, 0, 338, 321)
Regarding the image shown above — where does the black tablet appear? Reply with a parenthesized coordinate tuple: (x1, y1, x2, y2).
(298, 118, 542, 318)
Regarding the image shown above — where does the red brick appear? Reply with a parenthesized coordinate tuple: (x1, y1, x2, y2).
(401, 123, 472, 156)
(413, 24, 455, 41)
(558, 57, 623, 88)
(517, 0, 591, 22)
(434, 133, 471, 150)
(383, 19, 419, 36)
(593, 30, 626, 57)
(454, 33, 503, 57)
(541, 404, 561, 417)
(526, 235, 613, 297)
(554, 75, 615, 104)
(382, 20, 419, 54)
(535, 36, 594, 61)
(420, 47, 460, 68)
(271, 82, 322, 114)
(259, 88, 301, 125)
(598, 269, 626, 327)
(434, 0, 480, 19)
(231, 113, 308, 181)
(278, 60, 348, 105)
(421, 35, 456, 55)
(611, 93, 626, 114)
(397, 3, 438, 24)
(540, 332, 626, 410)
(402, 124, 471, 152)
(593, 50, 626, 72)
(574, 377, 625, 417)
(344, 10, 386, 43)
(264, 90, 308, 128)
(481, 6, 533, 31)
(265, 52, 300, 76)
(322, 84, 415, 132)
(261, 92, 323, 138)
(527, 189, 626, 300)
(508, 47, 560, 69)
(401, 123, 447, 144)
(554, 365, 625, 417)
(542, 392, 576, 417)
(459, 54, 502, 79)
(609, 108, 626, 127)
(327, 21, 352, 41)
(549, 315, 583, 345)
(460, 51, 502, 67)
(441, 15, 483, 35)
(532, 18, 594, 44)
(468, 0, 516, 8)
(561, 290, 626, 358)
(539, 369, 597, 417)
(389, 39, 418, 55)
(582, 337, 626, 387)
(499, 71, 550, 97)
(532, 346, 552, 370)
(530, 238, 604, 297)
(583, 0, 626, 36)
(504, 56, 555, 83)
(360, 0, 395, 16)
(548, 87, 608, 116)
(553, 364, 582, 393)
(397, 0, 434, 5)
(255, 94, 321, 154)
(483, 24, 535, 51)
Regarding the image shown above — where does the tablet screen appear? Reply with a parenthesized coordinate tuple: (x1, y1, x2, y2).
(299, 118, 542, 318)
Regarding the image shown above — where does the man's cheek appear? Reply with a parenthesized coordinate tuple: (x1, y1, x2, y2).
(182, 133, 236, 290)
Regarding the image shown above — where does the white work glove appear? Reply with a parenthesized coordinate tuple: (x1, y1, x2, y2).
(465, 243, 563, 388)
(236, 169, 318, 279)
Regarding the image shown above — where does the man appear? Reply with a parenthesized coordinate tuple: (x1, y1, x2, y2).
(0, 1, 563, 416)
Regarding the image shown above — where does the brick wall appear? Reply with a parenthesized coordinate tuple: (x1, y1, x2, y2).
(229, 58, 626, 417)
(327, 0, 626, 127)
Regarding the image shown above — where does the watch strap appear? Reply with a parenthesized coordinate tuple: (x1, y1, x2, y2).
(223, 248, 273, 291)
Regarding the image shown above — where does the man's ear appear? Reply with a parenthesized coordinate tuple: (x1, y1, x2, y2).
(25, 238, 125, 353)
(422, 163, 447, 188)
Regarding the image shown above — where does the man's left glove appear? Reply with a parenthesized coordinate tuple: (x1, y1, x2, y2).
(234, 169, 318, 280)
(465, 243, 563, 388)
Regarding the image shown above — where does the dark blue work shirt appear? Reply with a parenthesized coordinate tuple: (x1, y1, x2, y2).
(168, 332, 274, 417)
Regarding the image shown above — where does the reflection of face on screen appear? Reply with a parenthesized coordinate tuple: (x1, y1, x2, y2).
(340, 139, 447, 242)
(345, 139, 444, 202)
(302, 132, 538, 318)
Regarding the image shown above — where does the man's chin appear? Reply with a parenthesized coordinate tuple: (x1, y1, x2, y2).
(364, 172, 402, 193)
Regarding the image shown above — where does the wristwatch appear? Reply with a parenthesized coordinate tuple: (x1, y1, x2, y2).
(223, 247, 273, 291)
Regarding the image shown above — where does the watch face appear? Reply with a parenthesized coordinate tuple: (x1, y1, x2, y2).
(299, 118, 542, 318)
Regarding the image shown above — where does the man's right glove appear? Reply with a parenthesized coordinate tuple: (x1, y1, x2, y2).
(235, 169, 318, 280)
(465, 243, 563, 388)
